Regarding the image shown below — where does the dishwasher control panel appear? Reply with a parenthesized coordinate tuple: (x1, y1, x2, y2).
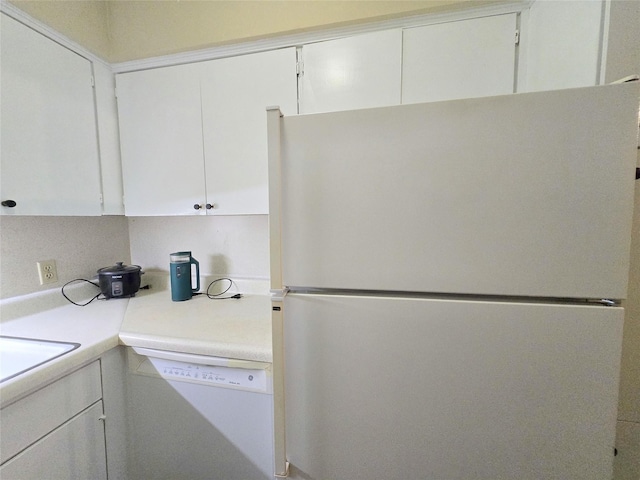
(128, 349, 270, 394)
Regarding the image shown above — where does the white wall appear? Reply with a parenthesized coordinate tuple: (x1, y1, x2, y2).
(603, 1, 640, 478)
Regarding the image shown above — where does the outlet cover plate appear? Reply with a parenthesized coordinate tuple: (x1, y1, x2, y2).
(37, 260, 58, 285)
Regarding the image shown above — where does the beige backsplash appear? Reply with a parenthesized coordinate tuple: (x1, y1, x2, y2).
(128, 215, 269, 281)
(0, 216, 131, 300)
(0, 214, 268, 301)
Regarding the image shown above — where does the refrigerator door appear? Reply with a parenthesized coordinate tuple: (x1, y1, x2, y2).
(277, 83, 639, 299)
(283, 294, 623, 480)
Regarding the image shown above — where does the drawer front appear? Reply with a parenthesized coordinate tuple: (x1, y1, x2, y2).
(0, 361, 102, 464)
(0, 401, 107, 480)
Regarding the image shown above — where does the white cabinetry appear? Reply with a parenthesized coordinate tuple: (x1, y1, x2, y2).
(519, 0, 605, 91)
(402, 14, 517, 104)
(201, 49, 298, 215)
(117, 63, 206, 216)
(298, 30, 402, 114)
(0, 13, 103, 216)
(1, 403, 107, 480)
(94, 62, 126, 215)
(0, 362, 106, 480)
(116, 48, 297, 216)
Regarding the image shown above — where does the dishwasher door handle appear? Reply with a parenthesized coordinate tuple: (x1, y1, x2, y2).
(130, 346, 271, 370)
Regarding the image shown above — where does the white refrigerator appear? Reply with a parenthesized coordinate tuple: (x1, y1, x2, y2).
(267, 82, 639, 480)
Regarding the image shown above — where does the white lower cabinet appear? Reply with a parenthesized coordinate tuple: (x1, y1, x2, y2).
(0, 402, 107, 480)
(0, 361, 107, 480)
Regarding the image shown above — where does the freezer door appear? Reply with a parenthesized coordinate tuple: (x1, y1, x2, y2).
(277, 83, 639, 299)
(283, 294, 623, 480)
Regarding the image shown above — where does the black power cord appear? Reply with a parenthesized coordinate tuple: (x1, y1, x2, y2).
(61, 279, 104, 306)
(63, 276, 240, 305)
(200, 277, 243, 300)
(62, 279, 150, 306)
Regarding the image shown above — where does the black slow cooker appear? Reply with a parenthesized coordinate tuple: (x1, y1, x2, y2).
(97, 262, 143, 298)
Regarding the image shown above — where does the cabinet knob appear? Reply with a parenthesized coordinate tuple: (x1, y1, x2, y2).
(206, 203, 214, 210)
(193, 204, 202, 210)
(1, 200, 17, 208)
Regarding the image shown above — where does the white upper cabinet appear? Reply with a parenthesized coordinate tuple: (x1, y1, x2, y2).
(298, 30, 402, 114)
(0, 13, 102, 216)
(113, 0, 610, 218)
(519, 0, 604, 91)
(201, 48, 298, 215)
(402, 14, 517, 104)
(116, 48, 297, 216)
(93, 62, 125, 215)
(117, 63, 206, 216)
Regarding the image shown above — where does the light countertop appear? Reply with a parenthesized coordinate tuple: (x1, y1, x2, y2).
(119, 287, 272, 363)
(0, 276, 272, 407)
(0, 296, 128, 407)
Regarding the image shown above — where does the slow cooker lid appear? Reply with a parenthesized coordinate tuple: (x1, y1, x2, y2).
(97, 262, 141, 275)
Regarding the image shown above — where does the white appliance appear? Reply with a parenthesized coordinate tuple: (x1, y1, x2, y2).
(267, 82, 639, 479)
(125, 347, 274, 480)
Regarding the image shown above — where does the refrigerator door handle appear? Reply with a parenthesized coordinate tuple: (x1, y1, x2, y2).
(598, 299, 618, 306)
(271, 287, 289, 303)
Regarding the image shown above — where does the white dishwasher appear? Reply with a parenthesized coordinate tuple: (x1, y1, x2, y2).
(126, 347, 274, 480)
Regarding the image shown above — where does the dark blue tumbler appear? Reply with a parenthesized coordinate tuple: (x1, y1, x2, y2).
(170, 251, 200, 301)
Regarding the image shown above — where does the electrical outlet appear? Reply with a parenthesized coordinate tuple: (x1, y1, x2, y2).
(37, 260, 58, 285)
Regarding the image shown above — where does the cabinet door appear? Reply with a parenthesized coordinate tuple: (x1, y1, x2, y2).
(201, 48, 298, 215)
(402, 14, 517, 104)
(299, 30, 402, 114)
(94, 62, 125, 215)
(0, 13, 102, 216)
(519, 0, 604, 91)
(117, 63, 206, 216)
(0, 402, 107, 480)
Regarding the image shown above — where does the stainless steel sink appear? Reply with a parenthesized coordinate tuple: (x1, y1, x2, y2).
(0, 336, 80, 383)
